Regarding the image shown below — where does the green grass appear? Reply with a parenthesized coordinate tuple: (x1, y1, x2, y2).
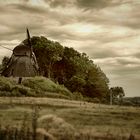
(0, 76, 72, 99)
(0, 97, 140, 139)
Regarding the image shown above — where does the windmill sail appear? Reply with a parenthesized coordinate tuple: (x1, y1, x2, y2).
(0, 45, 13, 51)
(1, 29, 38, 77)
(26, 28, 33, 57)
(27, 28, 31, 42)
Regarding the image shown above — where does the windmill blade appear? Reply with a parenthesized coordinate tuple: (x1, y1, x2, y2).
(27, 28, 30, 40)
(26, 28, 33, 57)
(0, 45, 13, 51)
(26, 28, 31, 47)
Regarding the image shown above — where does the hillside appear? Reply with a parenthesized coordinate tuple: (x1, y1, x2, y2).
(0, 76, 73, 99)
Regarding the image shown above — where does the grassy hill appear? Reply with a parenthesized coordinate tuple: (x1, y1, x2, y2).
(0, 76, 73, 99)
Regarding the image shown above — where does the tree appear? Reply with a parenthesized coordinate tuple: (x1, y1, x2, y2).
(65, 76, 86, 93)
(84, 65, 109, 99)
(0, 56, 10, 73)
(110, 87, 125, 104)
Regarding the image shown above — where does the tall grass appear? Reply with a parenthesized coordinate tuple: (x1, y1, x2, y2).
(0, 111, 138, 140)
(0, 97, 139, 140)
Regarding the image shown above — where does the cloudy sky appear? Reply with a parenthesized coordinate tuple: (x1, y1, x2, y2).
(0, 0, 140, 97)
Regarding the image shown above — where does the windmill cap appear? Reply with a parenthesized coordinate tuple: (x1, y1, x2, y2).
(13, 43, 30, 51)
(13, 43, 31, 56)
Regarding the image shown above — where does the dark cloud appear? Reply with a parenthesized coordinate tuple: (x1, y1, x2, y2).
(49, 0, 69, 7)
(76, 0, 113, 9)
(44, 0, 75, 8)
(45, 0, 118, 10)
(46, 0, 121, 9)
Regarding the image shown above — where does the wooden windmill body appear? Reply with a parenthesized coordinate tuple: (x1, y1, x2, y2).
(1, 29, 38, 82)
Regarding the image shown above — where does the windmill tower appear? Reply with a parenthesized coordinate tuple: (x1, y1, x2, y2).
(1, 29, 38, 83)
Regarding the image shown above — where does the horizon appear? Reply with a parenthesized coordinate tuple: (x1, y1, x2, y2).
(0, 0, 140, 97)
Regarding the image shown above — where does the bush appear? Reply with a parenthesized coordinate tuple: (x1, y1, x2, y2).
(0, 77, 15, 92)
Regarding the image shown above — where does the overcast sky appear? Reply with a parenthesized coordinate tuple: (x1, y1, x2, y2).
(0, 0, 140, 97)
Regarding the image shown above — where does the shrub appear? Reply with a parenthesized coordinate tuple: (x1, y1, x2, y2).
(0, 77, 15, 92)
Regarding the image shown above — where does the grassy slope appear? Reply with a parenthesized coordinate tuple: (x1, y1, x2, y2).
(0, 76, 73, 99)
(0, 97, 140, 138)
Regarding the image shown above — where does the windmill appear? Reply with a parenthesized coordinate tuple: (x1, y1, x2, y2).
(1, 28, 38, 83)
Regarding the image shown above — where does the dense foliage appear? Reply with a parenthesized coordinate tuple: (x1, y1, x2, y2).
(0, 56, 9, 73)
(110, 86, 125, 105)
(110, 87, 125, 99)
(23, 36, 109, 100)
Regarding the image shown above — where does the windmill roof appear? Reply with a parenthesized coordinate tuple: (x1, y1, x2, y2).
(13, 43, 31, 56)
(14, 43, 30, 51)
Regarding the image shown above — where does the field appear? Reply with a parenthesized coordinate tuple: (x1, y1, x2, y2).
(0, 97, 140, 140)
